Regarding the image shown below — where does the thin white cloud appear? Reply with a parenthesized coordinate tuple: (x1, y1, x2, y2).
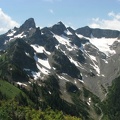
(89, 12, 120, 31)
(49, 9, 54, 14)
(0, 8, 19, 34)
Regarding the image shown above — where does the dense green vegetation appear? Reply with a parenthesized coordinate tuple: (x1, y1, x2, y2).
(101, 76, 120, 120)
(0, 52, 28, 82)
(0, 100, 82, 120)
(0, 79, 82, 120)
(0, 80, 21, 99)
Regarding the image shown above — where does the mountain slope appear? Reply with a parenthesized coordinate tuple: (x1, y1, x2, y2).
(0, 18, 120, 119)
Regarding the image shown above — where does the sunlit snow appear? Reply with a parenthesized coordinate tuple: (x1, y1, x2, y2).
(4, 40, 9, 45)
(16, 82, 27, 86)
(31, 71, 41, 80)
(36, 63, 50, 75)
(25, 52, 30, 57)
(101, 74, 105, 77)
(76, 33, 85, 38)
(84, 50, 100, 74)
(102, 59, 108, 64)
(7, 30, 16, 37)
(54, 34, 77, 52)
(31, 44, 51, 55)
(68, 57, 79, 67)
(34, 54, 51, 69)
(14, 32, 26, 38)
(87, 97, 91, 106)
(64, 30, 72, 35)
(74, 80, 77, 84)
(23, 68, 41, 80)
(89, 54, 97, 62)
(54, 34, 70, 45)
(90, 63, 100, 74)
(76, 33, 117, 56)
(58, 75, 69, 82)
(78, 79, 84, 83)
(90, 37, 116, 56)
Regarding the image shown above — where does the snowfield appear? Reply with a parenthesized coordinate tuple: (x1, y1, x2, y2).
(76, 33, 118, 56)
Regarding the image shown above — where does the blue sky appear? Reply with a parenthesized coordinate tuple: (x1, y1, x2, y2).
(0, 0, 120, 34)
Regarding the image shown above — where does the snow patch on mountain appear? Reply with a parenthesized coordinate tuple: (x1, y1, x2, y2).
(89, 54, 97, 62)
(36, 63, 50, 75)
(25, 52, 30, 57)
(84, 50, 100, 74)
(78, 79, 84, 83)
(16, 82, 27, 86)
(38, 58, 51, 69)
(102, 59, 108, 64)
(7, 30, 16, 37)
(31, 44, 51, 55)
(76, 33, 85, 39)
(31, 45, 44, 53)
(76, 33, 117, 56)
(54, 34, 70, 45)
(31, 71, 41, 80)
(4, 40, 9, 45)
(14, 32, 26, 38)
(23, 68, 41, 80)
(68, 57, 79, 67)
(90, 63, 100, 75)
(8, 32, 26, 41)
(89, 37, 117, 56)
(58, 75, 69, 82)
(64, 30, 72, 35)
(54, 34, 78, 52)
(34, 54, 51, 69)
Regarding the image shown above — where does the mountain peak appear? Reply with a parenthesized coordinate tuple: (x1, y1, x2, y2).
(57, 21, 64, 25)
(51, 21, 67, 35)
(19, 18, 36, 32)
(76, 26, 92, 37)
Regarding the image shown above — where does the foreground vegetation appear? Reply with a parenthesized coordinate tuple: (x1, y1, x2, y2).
(101, 76, 120, 120)
(2, 73, 120, 120)
(0, 100, 82, 120)
(0, 79, 82, 120)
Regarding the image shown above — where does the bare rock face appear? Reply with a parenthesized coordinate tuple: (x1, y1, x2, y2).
(92, 28, 120, 38)
(76, 26, 120, 38)
(51, 21, 67, 35)
(19, 18, 36, 32)
(76, 26, 92, 37)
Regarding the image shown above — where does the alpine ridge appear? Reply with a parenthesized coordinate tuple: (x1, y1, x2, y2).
(0, 18, 120, 119)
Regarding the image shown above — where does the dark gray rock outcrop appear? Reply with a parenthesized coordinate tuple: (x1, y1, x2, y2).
(76, 26, 120, 38)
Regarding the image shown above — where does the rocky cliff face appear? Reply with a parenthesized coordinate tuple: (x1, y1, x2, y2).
(76, 26, 120, 38)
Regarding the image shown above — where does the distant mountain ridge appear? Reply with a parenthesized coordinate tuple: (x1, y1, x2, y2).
(76, 26, 120, 38)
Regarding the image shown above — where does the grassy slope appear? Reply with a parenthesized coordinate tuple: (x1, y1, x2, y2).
(0, 80, 21, 99)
